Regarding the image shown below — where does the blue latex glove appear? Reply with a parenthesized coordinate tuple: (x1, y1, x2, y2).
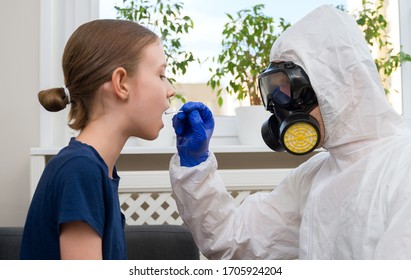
(172, 102, 215, 167)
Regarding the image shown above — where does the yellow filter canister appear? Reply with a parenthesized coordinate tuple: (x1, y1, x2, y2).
(283, 122, 319, 155)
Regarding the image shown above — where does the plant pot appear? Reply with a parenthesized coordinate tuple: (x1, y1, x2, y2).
(235, 105, 271, 146)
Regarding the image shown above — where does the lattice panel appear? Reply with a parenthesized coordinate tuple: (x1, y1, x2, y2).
(119, 192, 182, 225)
(119, 189, 269, 225)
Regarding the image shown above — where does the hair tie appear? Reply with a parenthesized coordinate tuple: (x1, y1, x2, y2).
(63, 86, 71, 104)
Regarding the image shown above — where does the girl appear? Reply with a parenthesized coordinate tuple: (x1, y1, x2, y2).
(21, 19, 175, 259)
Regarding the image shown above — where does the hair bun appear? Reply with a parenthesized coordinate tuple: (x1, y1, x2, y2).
(38, 88, 68, 112)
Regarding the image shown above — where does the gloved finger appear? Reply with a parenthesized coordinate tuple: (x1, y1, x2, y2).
(180, 102, 207, 113)
(187, 110, 207, 142)
(172, 113, 186, 135)
(180, 102, 213, 127)
(197, 104, 213, 123)
(187, 109, 202, 127)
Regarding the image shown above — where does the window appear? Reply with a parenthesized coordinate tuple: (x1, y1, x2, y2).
(39, 0, 411, 147)
(100, 0, 350, 116)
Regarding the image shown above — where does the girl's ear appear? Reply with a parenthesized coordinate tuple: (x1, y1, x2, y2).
(111, 67, 130, 101)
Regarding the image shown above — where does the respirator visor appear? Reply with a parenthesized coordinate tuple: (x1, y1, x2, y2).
(258, 61, 317, 113)
(259, 71, 292, 110)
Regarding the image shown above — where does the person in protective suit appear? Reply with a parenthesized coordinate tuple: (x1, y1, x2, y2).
(169, 5, 411, 259)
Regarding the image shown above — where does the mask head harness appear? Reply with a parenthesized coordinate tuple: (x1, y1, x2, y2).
(258, 61, 320, 155)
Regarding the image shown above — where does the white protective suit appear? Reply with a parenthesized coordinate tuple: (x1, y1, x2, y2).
(169, 5, 411, 259)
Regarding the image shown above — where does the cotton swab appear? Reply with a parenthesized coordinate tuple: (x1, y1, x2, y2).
(164, 110, 183, 115)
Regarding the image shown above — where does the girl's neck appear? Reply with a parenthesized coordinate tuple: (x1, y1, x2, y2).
(76, 123, 127, 178)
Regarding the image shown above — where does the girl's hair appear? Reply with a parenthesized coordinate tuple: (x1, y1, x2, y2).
(38, 19, 159, 130)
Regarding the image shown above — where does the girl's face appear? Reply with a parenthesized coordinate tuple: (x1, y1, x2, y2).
(127, 41, 175, 140)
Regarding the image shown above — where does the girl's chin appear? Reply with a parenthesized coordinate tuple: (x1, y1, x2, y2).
(135, 119, 165, 140)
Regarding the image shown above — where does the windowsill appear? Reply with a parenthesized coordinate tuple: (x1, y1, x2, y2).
(32, 115, 275, 155)
(30, 144, 273, 156)
(31, 114, 326, 156)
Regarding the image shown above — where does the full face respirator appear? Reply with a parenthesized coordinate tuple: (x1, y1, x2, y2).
(258, 61, 320, 155)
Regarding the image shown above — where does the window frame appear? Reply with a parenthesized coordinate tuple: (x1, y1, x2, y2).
(39, 0, 99, 147)
(399, 0, 411, 128)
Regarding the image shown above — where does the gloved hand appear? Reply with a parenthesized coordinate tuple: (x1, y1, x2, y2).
(172, 102, 215, 167)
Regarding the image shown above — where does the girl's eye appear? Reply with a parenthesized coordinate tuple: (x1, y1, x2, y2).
(160, 75, 167, 80)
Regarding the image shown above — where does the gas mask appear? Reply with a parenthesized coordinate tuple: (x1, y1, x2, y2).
(258, 61, 320, 155)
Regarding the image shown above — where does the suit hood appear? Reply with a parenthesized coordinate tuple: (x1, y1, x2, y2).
(269, 5, 405, 155)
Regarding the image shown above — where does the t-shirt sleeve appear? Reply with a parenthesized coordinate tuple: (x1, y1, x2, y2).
(52, 156, 106, 237)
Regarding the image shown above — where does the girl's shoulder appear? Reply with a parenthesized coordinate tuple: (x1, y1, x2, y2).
(42, 139, 109, 187)
(50, 138, 106, 172)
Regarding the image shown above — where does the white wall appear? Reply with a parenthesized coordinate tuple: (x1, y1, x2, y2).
(0, 0, 41, 226)
(0, 0, 100, 227)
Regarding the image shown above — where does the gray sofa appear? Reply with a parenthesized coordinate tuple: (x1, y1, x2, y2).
(0, 225, 199, 260)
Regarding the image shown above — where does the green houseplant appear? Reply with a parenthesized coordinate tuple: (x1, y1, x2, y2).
(350, 0, 411, 95)
(209, 1, 410, 107)
(207, 4, 290, 145)
(207, 4, 290, 107)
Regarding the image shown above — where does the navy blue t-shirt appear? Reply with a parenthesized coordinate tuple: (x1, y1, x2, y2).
(21, 138, 127, 259)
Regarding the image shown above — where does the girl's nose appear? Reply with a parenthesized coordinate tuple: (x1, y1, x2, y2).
(167, 80, 176, 98)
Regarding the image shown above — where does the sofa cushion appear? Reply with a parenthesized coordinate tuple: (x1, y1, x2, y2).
(0, 225, 199, 260)
(125, 225, 199, 260)
(0, 227, 23, 260)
